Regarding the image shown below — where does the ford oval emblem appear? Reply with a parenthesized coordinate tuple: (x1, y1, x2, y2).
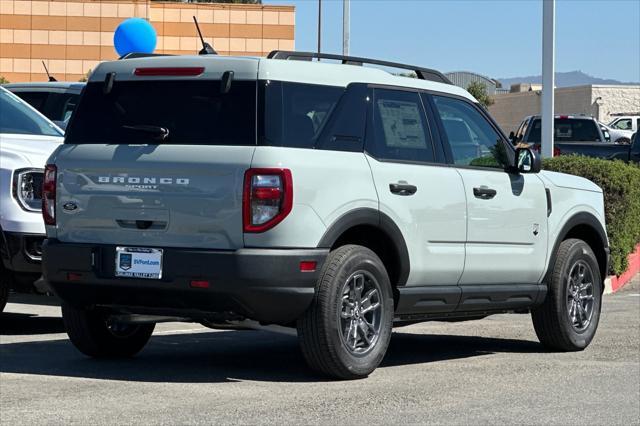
(63, 202, 78, 211)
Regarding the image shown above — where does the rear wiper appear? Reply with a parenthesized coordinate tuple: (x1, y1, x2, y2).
(122, 125, 170, 141)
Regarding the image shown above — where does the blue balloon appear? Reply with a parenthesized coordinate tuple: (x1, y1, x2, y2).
(113, 18, 157, 57)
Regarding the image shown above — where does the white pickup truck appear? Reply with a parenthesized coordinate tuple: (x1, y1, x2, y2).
(0, 86, 63, 311)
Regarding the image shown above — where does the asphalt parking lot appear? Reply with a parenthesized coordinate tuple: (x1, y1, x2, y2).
(1, 276, 638, 425)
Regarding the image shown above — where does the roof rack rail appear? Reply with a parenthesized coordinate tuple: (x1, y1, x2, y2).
(118, 53, 175, 60)
(267, 50, 452, 85)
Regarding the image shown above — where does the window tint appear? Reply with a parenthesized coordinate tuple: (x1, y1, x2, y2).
(0, 89, 62, 137)
(65, 80, 256, 145)
(366, 88, 434, 162)
(528, 118, 601, 143)
(316, 83, 367, 152)
(46, 92, 80, 122)
(262, 81, 344, 149)
(432, 95, 506, 168)
(13, 91, 48, 113)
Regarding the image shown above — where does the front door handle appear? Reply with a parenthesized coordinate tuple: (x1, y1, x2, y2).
(389, 182, 417, 196)
(473, 186, 497, 199)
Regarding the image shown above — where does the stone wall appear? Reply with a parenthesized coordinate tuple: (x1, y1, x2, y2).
(0, 0, 295, 82)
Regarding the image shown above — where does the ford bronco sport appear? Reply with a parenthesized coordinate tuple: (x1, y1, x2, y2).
(42, 51, 609, 379)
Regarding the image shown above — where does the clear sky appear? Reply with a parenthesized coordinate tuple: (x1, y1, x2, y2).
(264, 0, 640, 82)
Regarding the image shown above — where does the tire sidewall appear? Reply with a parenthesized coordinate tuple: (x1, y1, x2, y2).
(324, 248, 394, 377)
(554, 241, 602, 349)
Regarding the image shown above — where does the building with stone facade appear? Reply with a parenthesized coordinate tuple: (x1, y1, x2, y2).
(488, 84, 640, 134)
(0, 0, 295, 82)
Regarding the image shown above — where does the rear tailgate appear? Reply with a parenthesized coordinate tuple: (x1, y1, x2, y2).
(52, 144, 253, 249)
(49, 56, 259, 250)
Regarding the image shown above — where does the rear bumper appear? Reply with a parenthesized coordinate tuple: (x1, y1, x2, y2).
(1, 230, 44, 274)
(43, 239, 328, 324)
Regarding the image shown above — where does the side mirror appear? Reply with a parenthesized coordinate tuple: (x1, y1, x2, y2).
(515, 147, 541, 174)
(508, 131, 515, 143)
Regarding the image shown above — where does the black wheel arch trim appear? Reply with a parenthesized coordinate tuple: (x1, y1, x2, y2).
(545, 211, 609, 284)
(317, 208, 410, 286)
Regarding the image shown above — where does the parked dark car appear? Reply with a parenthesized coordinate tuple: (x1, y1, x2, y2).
(546, 132, 638, 162)
(511, 115, 610, 145)
(3, 82, 85, 130)
(512, 115, 638, 163)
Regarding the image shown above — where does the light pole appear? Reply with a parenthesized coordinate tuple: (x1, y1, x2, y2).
(317, 0, 322, 58)
(343, 0, 350, 56)
(541, 0, 555, 158)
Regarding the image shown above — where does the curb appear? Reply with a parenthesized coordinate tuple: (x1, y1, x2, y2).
(603, 244, 640, 294)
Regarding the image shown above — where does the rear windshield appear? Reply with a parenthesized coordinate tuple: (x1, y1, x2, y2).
(528, 118, 601, 143)
(65, 80, 256, 145)
(0, 89, 62, 137)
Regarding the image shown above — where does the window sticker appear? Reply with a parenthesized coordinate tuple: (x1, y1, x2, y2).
(376, 99, 427, 149)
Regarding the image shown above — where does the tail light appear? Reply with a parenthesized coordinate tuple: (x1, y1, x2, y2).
(243, 168, 292, 233)
(42, 164, 57, 225)
(553, 146, 561, 157)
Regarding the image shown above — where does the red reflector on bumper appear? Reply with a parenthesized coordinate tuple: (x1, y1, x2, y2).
(299, 261, 317, 272)
(190, 280, 210, 289)
(67, 273, 82, 281)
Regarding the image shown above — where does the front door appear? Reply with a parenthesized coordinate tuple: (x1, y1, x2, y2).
(429, 94, 548, 285)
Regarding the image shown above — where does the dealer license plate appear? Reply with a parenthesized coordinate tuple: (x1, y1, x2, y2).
(115, 247, 163, 279)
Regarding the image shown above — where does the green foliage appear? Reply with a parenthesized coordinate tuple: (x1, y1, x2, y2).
(543, 156, 640, 275)
(0, 76, 9, 84)
(79, 69, 92, 82)
(466, 81, 494, 108)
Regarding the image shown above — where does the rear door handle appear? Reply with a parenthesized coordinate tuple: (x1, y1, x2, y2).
(389, 182, 417, 196)
(473, 186, 497, 199)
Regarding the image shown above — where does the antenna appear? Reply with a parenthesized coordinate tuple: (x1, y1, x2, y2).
(193, 16, 217, 55)
(42, 61, 57, 82)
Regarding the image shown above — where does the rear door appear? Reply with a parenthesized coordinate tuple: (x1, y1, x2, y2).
(54, 65, 258, 250)
(365, 87, 467, 288)
(430, 94, 548, 285)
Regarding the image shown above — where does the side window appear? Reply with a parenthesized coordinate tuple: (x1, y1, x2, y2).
(432, 95, 507, 168)
(612, 118, 632, 130)
(261, 81, 344, 149)
(366, 88, 434, 163)
(316, 83, 367, 152)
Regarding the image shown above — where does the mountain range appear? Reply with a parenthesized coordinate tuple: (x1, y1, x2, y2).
(496, 71, 639, 88)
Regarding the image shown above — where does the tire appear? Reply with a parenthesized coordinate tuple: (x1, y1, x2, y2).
(0, 264, 10, 313)
(532, 238, 602, 351)
(0, 280, 8, 313)
(61, 303, 155, 358)
(297, 245, 394, 380)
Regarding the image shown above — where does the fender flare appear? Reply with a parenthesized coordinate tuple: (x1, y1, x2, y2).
(545, 211, 609, 283)
(317, 208, 410, 286)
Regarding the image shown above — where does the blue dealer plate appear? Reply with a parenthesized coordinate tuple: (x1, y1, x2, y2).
(115, 247, 163, 279)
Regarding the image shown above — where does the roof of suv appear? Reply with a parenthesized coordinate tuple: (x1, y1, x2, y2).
(3, 82, 85, 93)
(88, 54, 477, 103)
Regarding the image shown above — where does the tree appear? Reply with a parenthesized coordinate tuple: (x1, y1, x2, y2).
(79, 69, 92, 82)
(466, 81, 494, 108)
(0, 76, 9, 84)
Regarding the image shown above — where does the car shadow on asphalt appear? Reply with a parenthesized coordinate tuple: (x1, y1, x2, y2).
(0, 312, 66, 335)
(0, 318, 544, 383)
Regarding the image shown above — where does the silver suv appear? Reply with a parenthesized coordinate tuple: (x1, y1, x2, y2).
(43, 52, 609, 379)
